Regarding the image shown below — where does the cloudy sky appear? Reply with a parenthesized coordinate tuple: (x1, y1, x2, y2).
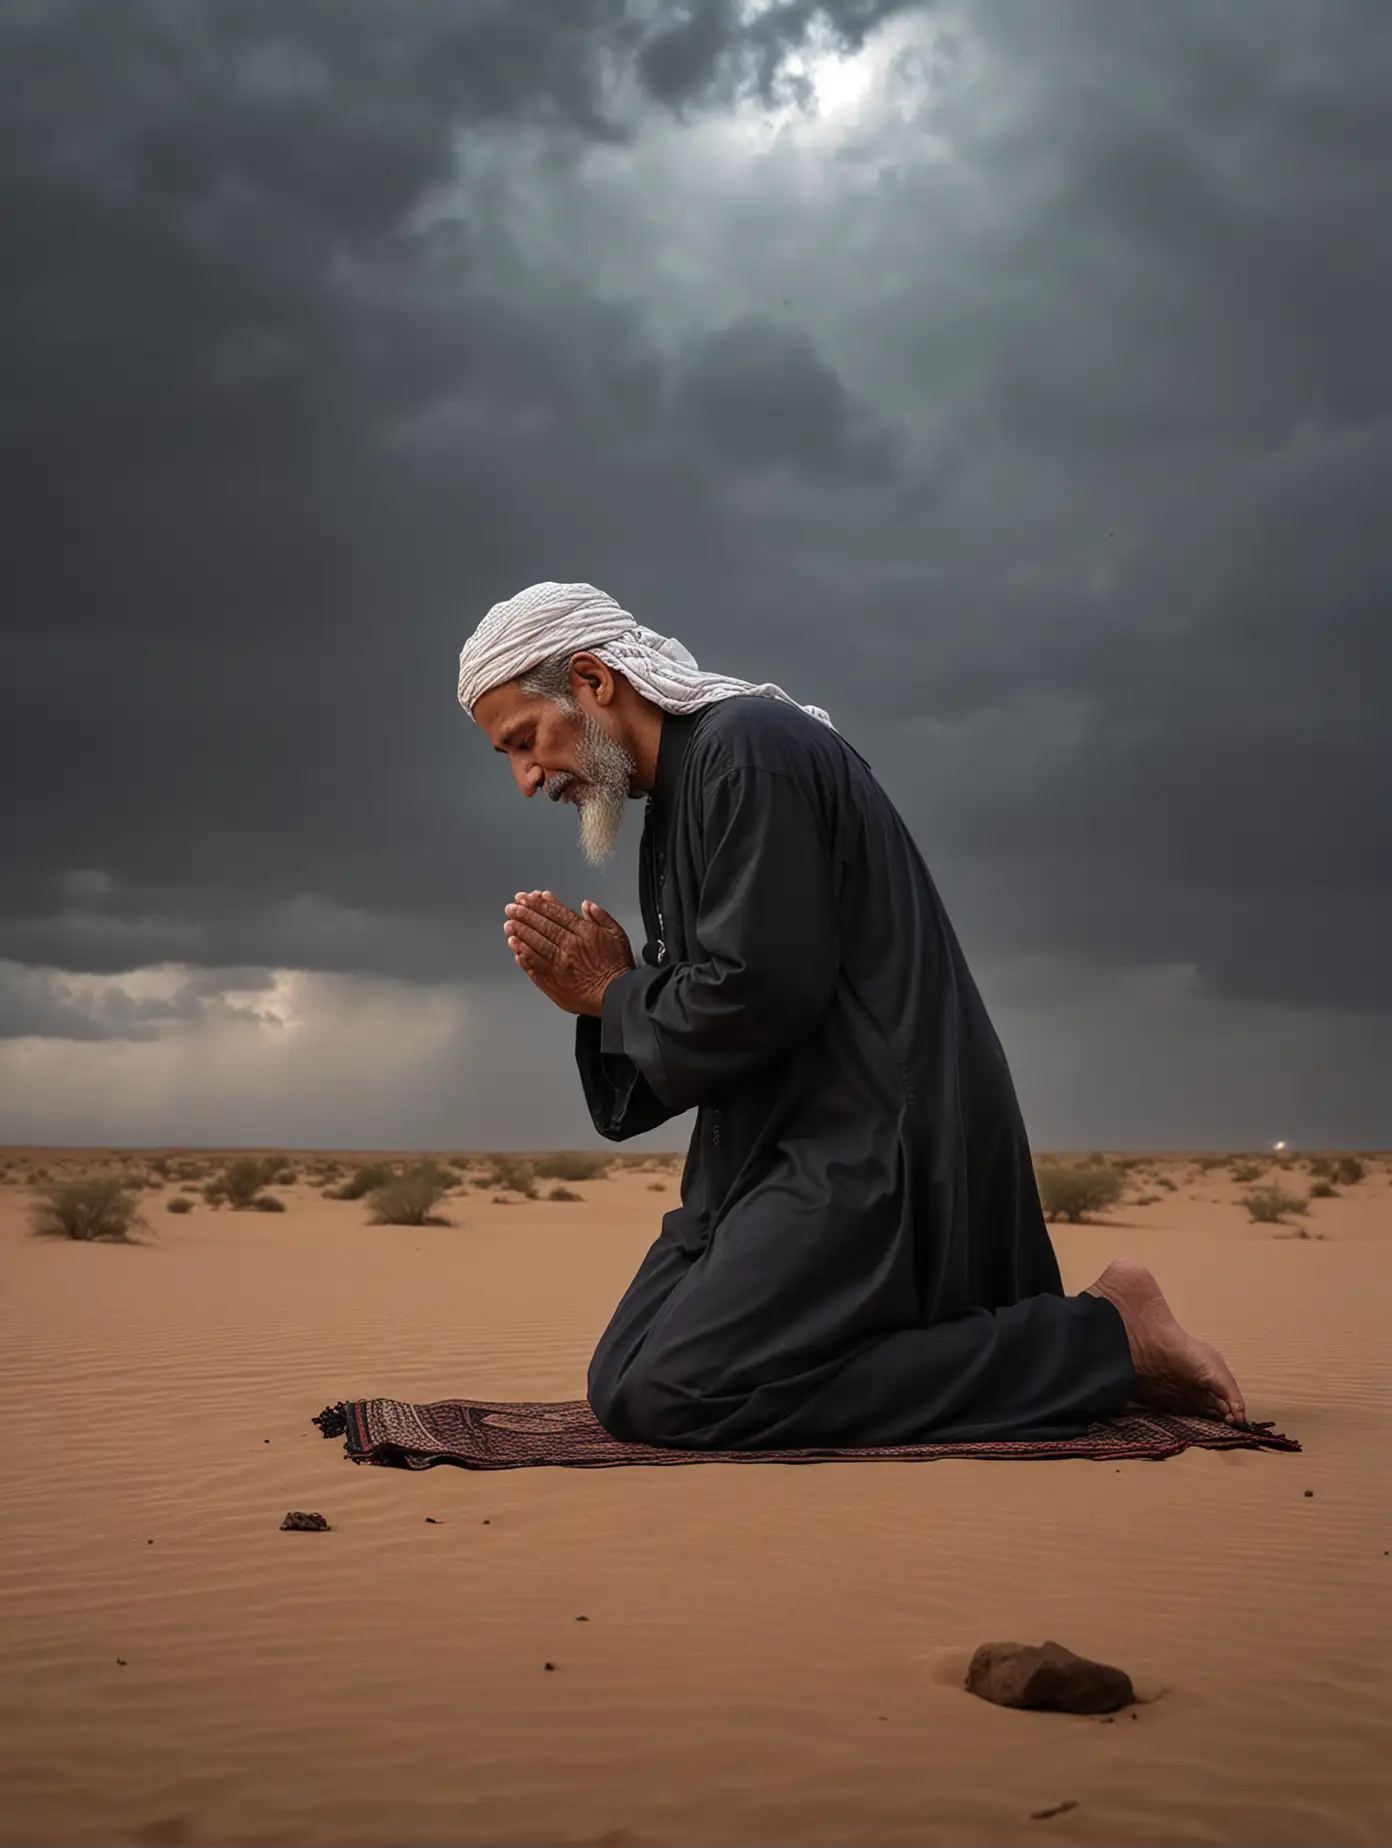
(2, 0, 1388, 1152)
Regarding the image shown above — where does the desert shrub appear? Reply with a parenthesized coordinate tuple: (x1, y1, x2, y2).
(547, 1184, 583, 1202)
(1135, 1193, 1162, 1205)
(272, 1168, 297, 1185)
(647, 1181, 667, 1192)
(29, 1177, 145, 1243)
(205, 1157, 282, 1209)
(367, 1164, 450, 1225)
(492, 1194, 513, 1205)
(1230, 1162, 1264, 1183)
(251, 1193, 285, 1212)
(1196, 1155, 1225, 1171)
(1035, 1163, 1125, 1223)
(167, 1195, 195, 1214)
(1309, 1181, 1339, 1198)
(486, 1156, 538, 1198)
(1306, 1157, 1332, 1177)
(1334, 1156, 1364, 1186)
(1158, 1176, 1177, 1191)
(470, 1176, 493, 1190)
(1242, 1185, 1308, 1224)
(331, 1161, 398, 1200)
(535, 1151, 611, 1181)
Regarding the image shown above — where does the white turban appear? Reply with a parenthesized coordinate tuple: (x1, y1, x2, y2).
(457, 581, 834, 730)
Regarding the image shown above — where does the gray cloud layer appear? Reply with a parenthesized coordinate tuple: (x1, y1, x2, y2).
(1, 0, 1388, 1140)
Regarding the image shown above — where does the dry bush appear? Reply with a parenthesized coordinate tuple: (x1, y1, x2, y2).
(1035, 1163, 1125, 1224)
(1158, 1176, 1177, 1191)
(1230, 1162, 1264, 1183)
(1307, 1157, 1332, 1177)
(547, 1184, 583, 1202)
(486, 1156, 538, 1198)
(29, 1177, 147, 1243)
(330, 1161, 398, 1200)
(535, 1151, 611, 1182)
(167, 1195, 195, 1214)
(1309, 1180, 1339, 1198)
(492, 1194, 513, 1205)
(205, 1157, 283, 1209)
(1242, 1185, 1308, 1224)
(252, 1194, 286, 1212)
(271, 1168, 297, 1185)
(1334, 1156, 1364, 1185)
(647, 1181, 667, 1192)
(366, 1164, 451, 1225)
(1196, 1156, 1226, 1171)
(202, 1160, 268, 1204)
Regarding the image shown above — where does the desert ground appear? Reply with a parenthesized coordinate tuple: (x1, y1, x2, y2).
(1, 1145, 1389, 1847)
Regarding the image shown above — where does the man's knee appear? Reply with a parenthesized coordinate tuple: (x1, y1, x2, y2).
(588, 1345, 708, 1447)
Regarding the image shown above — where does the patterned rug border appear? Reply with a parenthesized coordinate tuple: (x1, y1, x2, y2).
(313, 1396, 1300, 1471)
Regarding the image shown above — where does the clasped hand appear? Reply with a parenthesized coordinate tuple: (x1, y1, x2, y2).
(504, 889, 636, 1017)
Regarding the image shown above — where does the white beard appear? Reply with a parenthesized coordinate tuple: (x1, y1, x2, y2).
(551, 707, 636, 867)
(576, 784, 629, 866)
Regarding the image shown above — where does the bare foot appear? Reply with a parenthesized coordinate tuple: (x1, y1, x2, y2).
(1084, 1259, 1247, 1426)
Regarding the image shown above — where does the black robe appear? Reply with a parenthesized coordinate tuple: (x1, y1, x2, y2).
(576, 696, 1132, 1448)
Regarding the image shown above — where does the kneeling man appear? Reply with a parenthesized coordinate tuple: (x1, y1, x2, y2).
(457, 581, 1246, 1450)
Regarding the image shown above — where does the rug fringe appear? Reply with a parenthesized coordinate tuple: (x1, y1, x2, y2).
(314, 1402, 348, 1440)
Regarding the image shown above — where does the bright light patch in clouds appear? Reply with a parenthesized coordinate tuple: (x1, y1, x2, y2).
(806, 42, 876, 118)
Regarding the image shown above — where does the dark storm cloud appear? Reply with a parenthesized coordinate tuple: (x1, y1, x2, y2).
(1, 0, 1390, 1063)
(675, 315, 909, 479)
(637, 0, 921, 110)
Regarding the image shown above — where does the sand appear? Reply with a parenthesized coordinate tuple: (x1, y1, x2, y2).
(1, 1148, 1389, 1847)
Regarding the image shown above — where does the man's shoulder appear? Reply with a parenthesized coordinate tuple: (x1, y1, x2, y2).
(689, 694, 836, 778)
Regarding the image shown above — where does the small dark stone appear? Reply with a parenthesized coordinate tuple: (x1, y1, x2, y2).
(544, 1661, 556, 1671)
(148, 1539, 153, 1544)
(966, 1641, 1133, 1714)
(264, 1439, 270, 1444)
(482, 1519, 490, 1525)
(425, 1517, 440, 1524)
(576, 1615, 589, 1621)
(116, 1657, 127, 1666)
(1030, 1800, 1078, 1822)
(1304, 1489, 1314, 1497)
(280, 1510, 331, 1531)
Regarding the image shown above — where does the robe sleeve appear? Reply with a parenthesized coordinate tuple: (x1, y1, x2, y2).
(598, 766, 839, 1112)
(574, 1013, 682, 1141)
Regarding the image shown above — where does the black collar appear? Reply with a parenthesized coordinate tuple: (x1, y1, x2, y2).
(645, 705, 706, 831)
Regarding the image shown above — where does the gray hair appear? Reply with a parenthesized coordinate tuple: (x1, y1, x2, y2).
(518, 651, 580, 709)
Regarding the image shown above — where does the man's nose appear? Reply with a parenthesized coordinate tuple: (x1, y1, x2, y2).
(516, 763, 543, 798)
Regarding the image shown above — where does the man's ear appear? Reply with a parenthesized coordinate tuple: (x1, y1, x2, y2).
(570, 652, 615, 706)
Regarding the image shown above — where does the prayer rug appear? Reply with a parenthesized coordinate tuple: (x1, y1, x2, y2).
(313, 1397, 1300, 1471)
